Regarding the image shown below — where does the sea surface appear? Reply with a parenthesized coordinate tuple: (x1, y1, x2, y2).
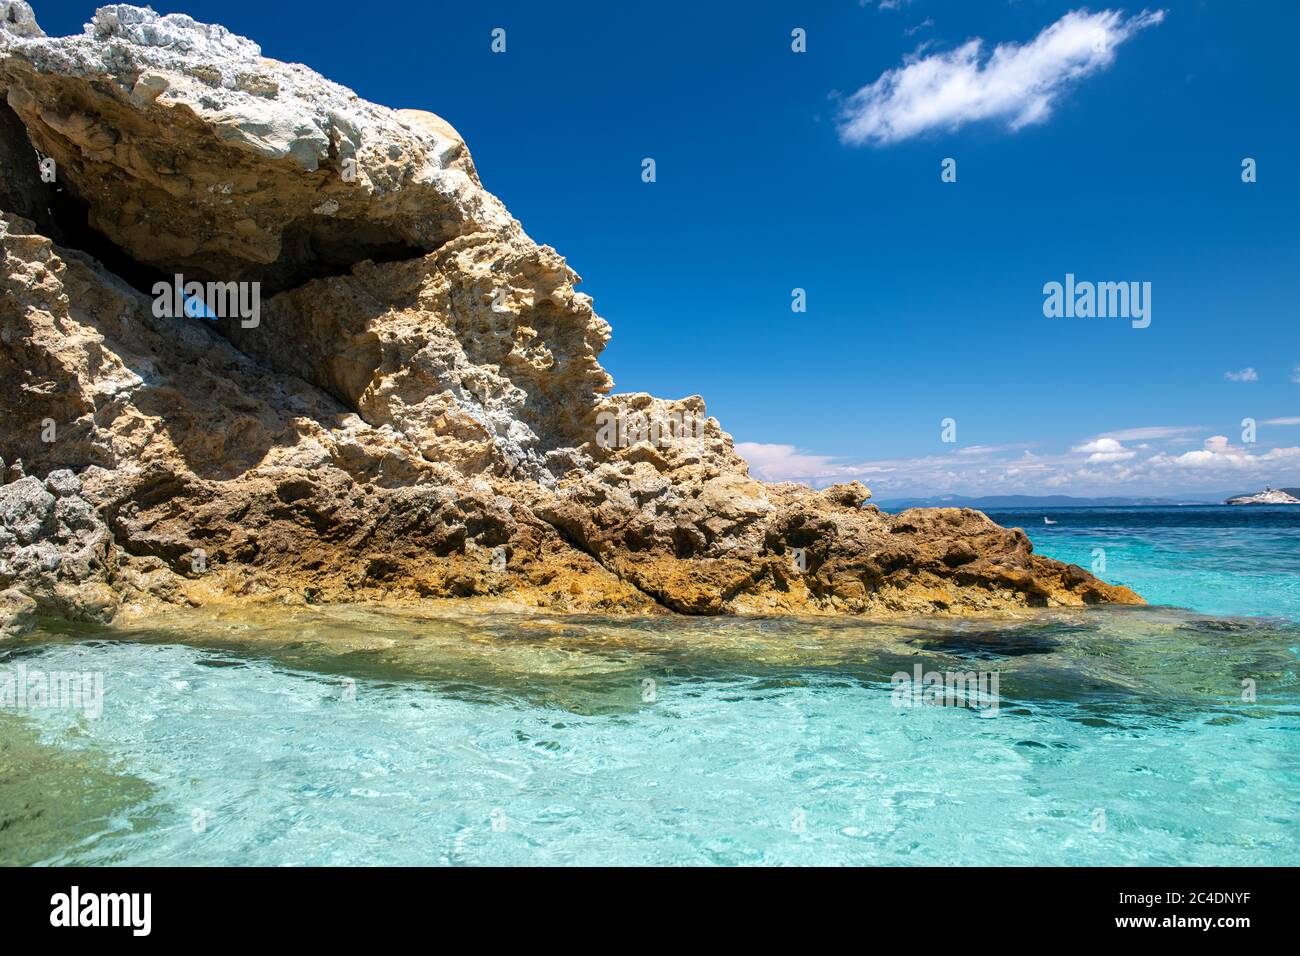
(2, 506, 1297, 866)
(985, 504, 1300, 621)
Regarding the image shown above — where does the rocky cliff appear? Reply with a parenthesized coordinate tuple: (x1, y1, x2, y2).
(0, 3, 1142, 636)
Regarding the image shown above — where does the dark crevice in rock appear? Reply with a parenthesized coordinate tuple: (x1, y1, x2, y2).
(40, 180, 431, 301)
(264, 218, 429, 296)
(0, 97, 59, 236)
(1, 99, 431, 300)
(530, 507, 680, 615)
(0, 97, 168, 293)
(49, 182, 171, 293)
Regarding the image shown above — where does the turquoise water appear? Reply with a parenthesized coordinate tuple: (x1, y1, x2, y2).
(2, 506, 1298, 866)
(987, 505, 1300, 621)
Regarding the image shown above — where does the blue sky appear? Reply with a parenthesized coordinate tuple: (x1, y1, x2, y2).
(41, 1, 1300, 497)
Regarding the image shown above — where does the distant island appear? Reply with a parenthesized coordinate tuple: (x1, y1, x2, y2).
(1225, 487, 1300, 505)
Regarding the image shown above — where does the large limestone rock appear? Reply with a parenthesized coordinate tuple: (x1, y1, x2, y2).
(0, 212, 653, 624)
(219, 233, 614, 481)
(0, 6, 1141, 635)
(0, 3, 509, 291)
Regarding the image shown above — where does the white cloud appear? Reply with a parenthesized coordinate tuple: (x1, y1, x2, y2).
(735, 443, 895, 483)
(735, 427, 1300, 499)
(1292, 363, 1300, 384)
(1099, 425, 1199, 441)
(837, 8, 1165, 146)
(1163, 435, 1238, 467)
(1264, 417, 1300, 426)
(1224, 367, 1258, 382)
(1152, 435, 1300, 469)
(956, 443, 1033, 456)
(734, 443, 836, 482)
(1071, 436, 1136, 462)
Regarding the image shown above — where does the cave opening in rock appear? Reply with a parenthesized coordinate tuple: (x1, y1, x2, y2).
(49, 181, 172, 293)
(0, 97, 169, 294)
(0, 99, 432, 302)
(263, 218, 430, 295)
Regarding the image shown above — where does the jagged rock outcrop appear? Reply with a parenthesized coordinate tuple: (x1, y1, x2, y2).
(0, 5, 1141, 635)
(0, 467, 116, 635)
(219, 234, 613, 481)
(0, 211, 653, 622)
(0, 2, 505, 292)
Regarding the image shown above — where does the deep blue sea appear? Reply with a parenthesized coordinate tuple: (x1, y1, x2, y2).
(2, 506, 1297, 866)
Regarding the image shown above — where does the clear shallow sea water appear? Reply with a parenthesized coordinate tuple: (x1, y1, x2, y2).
(2, 506, 1297, 866)
(986, 505, 1300, 621)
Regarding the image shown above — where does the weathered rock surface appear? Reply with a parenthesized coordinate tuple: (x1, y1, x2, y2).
(0, 468, 117, 634)
(0, 211, 653, 625)
(0, 5, 1142, 635)
(0, 2, 507, 292)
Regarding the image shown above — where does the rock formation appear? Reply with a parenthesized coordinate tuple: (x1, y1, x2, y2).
(0, 4, 1141, 636)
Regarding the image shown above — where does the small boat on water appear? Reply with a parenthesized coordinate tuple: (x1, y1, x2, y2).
(1043, 517, 1058, 525)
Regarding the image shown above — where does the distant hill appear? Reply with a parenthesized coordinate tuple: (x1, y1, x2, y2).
(873, 493, 1221, 510)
